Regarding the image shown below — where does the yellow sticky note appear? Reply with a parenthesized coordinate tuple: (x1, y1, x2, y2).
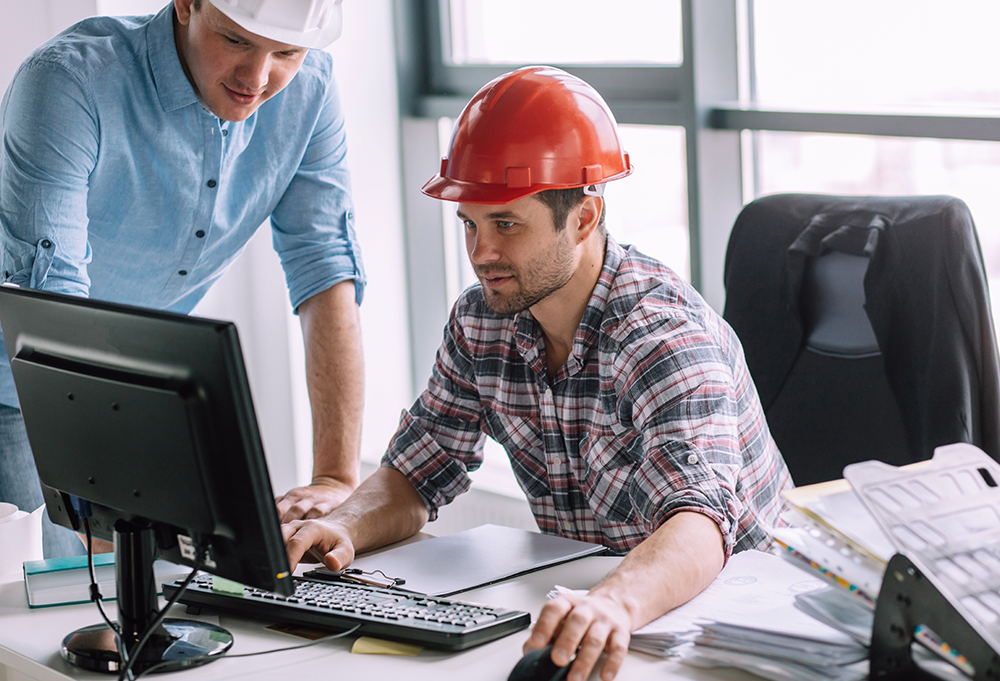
(211, 575, 244, 596)
(350, 636, 422, 656)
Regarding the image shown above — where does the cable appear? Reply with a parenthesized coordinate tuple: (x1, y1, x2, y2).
(82, 518, 124, 655)
(130, 624, 363, 679)
(116, 553, 205, 681)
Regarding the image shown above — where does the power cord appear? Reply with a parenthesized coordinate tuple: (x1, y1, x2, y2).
(116, 553, 205, 681)
(130, 624, 363, 679)
(82, 518, 124, 657)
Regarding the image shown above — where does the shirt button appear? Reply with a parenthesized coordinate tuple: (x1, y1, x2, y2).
(552, 458, 562, 466)
(207, 179, 217, 188)
(222, 129, 229, 137)
(40, 239, 52, 249)
(178, 270, 188, 276)
(687, 454, 699, 465)
(195, 230, 206, 238)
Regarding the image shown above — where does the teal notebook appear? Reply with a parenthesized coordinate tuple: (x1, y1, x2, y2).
(23, 554, 190, 608)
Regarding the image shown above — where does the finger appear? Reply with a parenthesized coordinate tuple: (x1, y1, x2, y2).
(284, 521, 330, 569)
(276, 493, 303, 521)
(567, 621, 611, 681)
(280, 519, 302, 543)
(597, 630, 630, 681)
(321, 540, 355, 572)
(301, 501, 333, 520)
(525, 597, 573, 652)
(279, 499, 316, 524)
(549, 601, 597, 666)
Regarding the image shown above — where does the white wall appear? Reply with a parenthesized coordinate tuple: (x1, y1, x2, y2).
(0, 1, 95, 91)
(0, 0, 413, 494)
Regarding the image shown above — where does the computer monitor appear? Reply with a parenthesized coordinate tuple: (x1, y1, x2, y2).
(0, 283, 293, 674)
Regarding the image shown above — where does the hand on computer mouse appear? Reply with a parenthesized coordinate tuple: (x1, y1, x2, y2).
(523, 590, 632, 681)
(507, 644, 573, 681)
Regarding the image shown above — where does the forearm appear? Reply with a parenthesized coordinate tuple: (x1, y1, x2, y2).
(590, 511, 725, 630)
(283, 466, 429, 569)
(326, 466, 430, 555)
(299, 280, 364, 488)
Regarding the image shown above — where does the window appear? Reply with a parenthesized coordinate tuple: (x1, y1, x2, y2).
(445, 0, 682, 66)
(752, 0, 1000, 110)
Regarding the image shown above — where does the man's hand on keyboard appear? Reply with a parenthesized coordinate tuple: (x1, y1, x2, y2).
(282, 515, 357, 571)
(275, 476, 355, 524)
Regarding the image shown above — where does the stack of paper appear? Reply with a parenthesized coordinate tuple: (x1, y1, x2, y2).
(674, 550, 868, 681)
(793, 586, 874, 646)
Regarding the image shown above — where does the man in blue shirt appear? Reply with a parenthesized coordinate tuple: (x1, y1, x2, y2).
(0, 0, 365, 556)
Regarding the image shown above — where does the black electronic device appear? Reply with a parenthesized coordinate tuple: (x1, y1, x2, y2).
(166, 573, 532, 651)
(507, 644, 572, 681)
(0, 284, 292, 675)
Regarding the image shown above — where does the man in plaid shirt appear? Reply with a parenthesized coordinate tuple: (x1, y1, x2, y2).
(285, 66, 792, 681)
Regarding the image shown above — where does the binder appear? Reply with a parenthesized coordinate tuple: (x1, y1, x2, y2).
(304, 524, 607, 597)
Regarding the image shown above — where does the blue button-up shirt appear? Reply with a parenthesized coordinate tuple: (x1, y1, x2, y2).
(0, 5, 365, 407)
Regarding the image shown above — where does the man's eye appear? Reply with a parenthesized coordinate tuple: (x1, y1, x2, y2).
(497, 221, 515, 230)
(224, 36, 242, 45)
(462, 220, 476, 230)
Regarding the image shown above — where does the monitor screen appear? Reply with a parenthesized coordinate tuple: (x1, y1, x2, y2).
(0, 283, 292, 672)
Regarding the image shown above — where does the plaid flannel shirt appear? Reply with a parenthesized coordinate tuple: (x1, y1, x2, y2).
(383, 238, 792, 558)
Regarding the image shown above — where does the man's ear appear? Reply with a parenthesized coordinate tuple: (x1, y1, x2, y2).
(570, 195, 603, 244)
(174, 0, 195, 25)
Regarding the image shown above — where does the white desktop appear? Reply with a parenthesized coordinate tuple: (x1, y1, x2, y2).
(0, 553, 758, 681)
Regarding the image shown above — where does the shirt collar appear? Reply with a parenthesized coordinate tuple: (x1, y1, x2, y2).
(147, 4, 203, 113)
(512, 236, 625, 379)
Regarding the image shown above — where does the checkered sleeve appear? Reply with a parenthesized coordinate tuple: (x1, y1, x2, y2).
(381, 299, 487, 521)
(611, 312, 761, 560)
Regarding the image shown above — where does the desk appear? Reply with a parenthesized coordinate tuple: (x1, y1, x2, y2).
(0, 557, 755, 681)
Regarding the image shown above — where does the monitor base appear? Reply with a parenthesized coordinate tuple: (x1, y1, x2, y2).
(62, 618, 233, 674)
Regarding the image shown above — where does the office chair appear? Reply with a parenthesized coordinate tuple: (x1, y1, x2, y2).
(722, 193, 1000, 486)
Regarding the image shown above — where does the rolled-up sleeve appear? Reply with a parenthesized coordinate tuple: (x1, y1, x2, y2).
(0, 58, 96, 297)
(381, 302, 487, 520)
(269, 72, 365, 311)
(612, 316, 749, 560)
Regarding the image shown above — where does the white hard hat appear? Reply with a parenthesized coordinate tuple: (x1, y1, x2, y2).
(206, 0, 344, 50)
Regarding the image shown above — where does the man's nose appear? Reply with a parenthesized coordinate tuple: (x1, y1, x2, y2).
(236, 53, 270, 91)
(468, 230, 501, 265)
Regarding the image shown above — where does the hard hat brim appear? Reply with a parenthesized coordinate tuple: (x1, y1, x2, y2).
(208, 0, 344, 50)
(421, 167, 633, 205)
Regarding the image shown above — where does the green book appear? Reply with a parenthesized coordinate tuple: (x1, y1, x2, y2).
(23, 554, 190, 608)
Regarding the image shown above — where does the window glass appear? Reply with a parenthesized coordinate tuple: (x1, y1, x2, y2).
(757, 131, 1000, 321)
(446, 0, 682, 65)
(605, 125, 689, 279)
(753, 0, 1000, 110)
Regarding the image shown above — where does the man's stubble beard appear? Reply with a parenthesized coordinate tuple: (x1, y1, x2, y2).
(478, 238, 575, 315)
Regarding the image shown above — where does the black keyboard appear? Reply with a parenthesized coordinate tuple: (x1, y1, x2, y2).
(163, 574, 531, 651)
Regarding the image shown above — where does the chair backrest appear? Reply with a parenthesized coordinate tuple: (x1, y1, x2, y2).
(723, 193, 1000, 486)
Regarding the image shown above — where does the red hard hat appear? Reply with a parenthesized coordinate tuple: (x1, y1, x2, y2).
(421, 66, 633, 204)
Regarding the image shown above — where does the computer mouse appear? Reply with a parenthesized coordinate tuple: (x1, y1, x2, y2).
(507, 644, 573, 681)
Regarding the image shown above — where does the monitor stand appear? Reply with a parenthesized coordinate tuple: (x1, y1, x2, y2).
(61, 521, 233, 675)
